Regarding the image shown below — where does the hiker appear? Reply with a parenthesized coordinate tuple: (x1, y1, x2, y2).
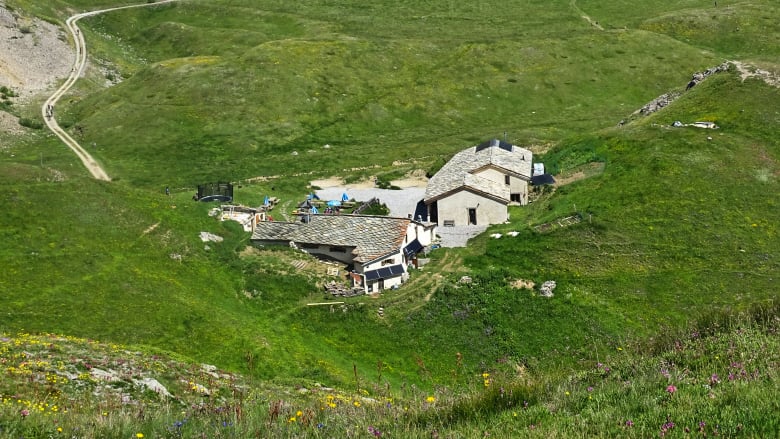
(165, 186, 170, 196)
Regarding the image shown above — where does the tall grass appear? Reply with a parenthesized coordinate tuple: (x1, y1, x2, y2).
(1, 303, 777, 437)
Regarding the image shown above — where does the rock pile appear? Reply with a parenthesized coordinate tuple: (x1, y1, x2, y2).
(686, 62, 730, 90)
(632, 62, 731, 118)
(540, 280, 557, 297)
(324, 280, 364, 297)
(637, 91, 681, 115)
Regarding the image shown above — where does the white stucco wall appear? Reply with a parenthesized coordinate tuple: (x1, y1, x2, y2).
(359, 251, 404, 273)
(436, 190, 507, 226)
(357, 249, 407, 293)
(299, 243, 356, 264)
(473, 167, 507, 186)
(403, 221, 436, 246)
(510, 178, 529, 205)
(473, 168, 529, 206)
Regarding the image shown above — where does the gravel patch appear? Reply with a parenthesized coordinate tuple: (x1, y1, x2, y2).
(0, 4, 72, 102)
(315, 187, 426, 220)
(436, 225, 488, 248)
(0, 110, 23, 135)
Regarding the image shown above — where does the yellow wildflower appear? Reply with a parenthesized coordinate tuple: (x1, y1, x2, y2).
(426, 396, 435, 403)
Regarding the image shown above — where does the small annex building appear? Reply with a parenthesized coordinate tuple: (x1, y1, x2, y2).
(251, 214, 436, 293)
(423, 139, 533, 227)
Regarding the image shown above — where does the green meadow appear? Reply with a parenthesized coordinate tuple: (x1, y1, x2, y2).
(1, 0, 778, 436)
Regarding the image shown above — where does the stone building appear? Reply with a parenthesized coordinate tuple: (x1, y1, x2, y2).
(424, 139, 533, 227)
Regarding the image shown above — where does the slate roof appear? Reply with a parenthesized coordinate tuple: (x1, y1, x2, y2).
(424, 139, 533, 203)
(251, 215, 411, 263)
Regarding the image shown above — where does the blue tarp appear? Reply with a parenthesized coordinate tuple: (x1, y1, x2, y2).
(263, 195, 269, 206)
(310, 206, 319, 214)
(342, 192, 349, 201)
(327, 200, 341, 207)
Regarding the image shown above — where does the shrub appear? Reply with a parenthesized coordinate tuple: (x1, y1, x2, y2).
(19, 117, 43, 129)
(359, 202, 389, 216)
(0, 85, 18, 97)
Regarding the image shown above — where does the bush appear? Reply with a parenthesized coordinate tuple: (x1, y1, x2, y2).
(0, 85, 18, 98)
(19, 117, 43, 129)
(359, 202, 389, 216)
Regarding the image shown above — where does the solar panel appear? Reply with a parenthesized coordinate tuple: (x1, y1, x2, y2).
(363, 264, 405, 282)
(404, 239, 423, 258)
(476, 138, 513, 153)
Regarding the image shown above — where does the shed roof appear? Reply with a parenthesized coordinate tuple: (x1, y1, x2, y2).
(251, 215, 411, 263)
(531, 174, 556, 185)
(424, 139, 532, 203)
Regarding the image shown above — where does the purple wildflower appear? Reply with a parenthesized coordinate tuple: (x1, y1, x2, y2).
(660, 420, 675, 437)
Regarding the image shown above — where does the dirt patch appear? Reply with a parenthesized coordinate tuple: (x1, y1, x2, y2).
(555, 162, 605, 186)
(510, 279, 535, 289)
(392, 169, 428, 188)
(311, 177, 376, 189)
(731, 60, 780, 88)
(239, 245, 261, 258)
(310, 177, 344, 188)
(391, 177, 427, 188)
(141, 222, 160, 236)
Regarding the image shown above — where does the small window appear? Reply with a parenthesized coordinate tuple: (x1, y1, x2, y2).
(505, 175, 510, 185)
(300, 243, 319, 249)
(329, 246, 347, 253)
(510, 193, 522, 202)
(382, 258, 395, 266)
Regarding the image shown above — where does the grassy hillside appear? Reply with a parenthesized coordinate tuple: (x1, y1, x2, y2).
(2, 305, 778, 437)
(1, 2, 778, 434)
(32, 0, 728, 186)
